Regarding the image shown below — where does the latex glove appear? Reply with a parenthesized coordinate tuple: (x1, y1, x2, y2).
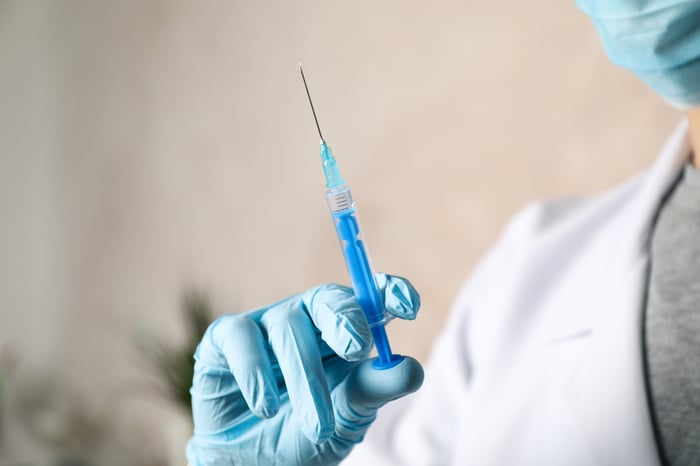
(576, 0, 700, 108)
(186, 273, 424, 466)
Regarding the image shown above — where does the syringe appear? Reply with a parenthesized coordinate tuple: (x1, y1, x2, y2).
(300, 64, 402, 370)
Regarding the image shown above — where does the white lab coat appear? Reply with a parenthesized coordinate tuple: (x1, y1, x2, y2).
(345, 121, 691, 465)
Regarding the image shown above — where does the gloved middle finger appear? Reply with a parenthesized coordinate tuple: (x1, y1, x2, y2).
(302, 284, 372, 362)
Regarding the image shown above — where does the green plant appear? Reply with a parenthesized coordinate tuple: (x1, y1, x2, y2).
(139, 291, 214, 412)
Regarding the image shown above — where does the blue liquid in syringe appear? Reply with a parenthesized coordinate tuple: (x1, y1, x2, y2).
(332, 200, 402, 369)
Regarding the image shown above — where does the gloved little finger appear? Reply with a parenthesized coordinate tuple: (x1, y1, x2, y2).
(302, 284, 372, 362)
(260, 299, 335, 444)
(212, 314, 280, 419)
(190, 316, 258, 436)
(376, 273, 421, 320)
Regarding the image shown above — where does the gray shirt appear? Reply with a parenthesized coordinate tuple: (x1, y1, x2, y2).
(645, 163, 700, 466)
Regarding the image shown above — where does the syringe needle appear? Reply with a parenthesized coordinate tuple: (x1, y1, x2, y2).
(299, 63, 325, 143)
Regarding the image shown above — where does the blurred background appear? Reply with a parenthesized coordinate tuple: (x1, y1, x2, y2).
(0, 1, 680, 465)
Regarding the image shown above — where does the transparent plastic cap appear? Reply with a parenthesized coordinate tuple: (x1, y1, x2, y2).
(320, 141, 345, 188)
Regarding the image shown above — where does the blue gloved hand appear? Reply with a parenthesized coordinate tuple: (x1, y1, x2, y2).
(186, 273, 424, 466)
(577, 0, 700, 108)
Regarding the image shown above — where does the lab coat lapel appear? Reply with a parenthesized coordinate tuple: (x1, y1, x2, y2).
(554, 121, 690, 465)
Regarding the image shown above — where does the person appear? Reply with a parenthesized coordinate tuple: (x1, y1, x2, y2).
(185, 1, 700, 465)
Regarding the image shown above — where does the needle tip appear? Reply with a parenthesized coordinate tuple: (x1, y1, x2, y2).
(300, 64, 324, 141)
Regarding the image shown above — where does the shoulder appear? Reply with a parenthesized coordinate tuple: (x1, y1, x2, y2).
(452, 170, 648, 311)
(499, 171, 647, 253)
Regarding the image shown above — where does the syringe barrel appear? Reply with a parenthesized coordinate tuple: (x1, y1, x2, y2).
(326, 186, 386, 327)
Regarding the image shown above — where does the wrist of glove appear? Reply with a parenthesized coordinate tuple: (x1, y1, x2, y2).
(186, 273, 424, 466)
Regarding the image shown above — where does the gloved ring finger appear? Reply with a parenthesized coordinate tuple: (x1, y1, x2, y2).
(261, 299, 335, 444)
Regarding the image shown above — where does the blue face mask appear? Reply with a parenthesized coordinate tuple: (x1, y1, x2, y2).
(577, 0, 700, 109)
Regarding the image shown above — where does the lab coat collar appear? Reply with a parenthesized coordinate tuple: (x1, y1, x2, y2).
(616, 120, 691, 259)
(554, 120, 690, 466)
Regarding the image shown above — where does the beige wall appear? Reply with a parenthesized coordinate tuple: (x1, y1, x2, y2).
(0, 1, 680, 463)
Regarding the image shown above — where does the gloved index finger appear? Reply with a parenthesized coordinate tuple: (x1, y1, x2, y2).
(376, 273, 420, 320)
(302, 284, 372, 362)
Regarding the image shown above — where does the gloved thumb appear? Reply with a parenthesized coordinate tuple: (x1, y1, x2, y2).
(331, 356, 424, 445)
